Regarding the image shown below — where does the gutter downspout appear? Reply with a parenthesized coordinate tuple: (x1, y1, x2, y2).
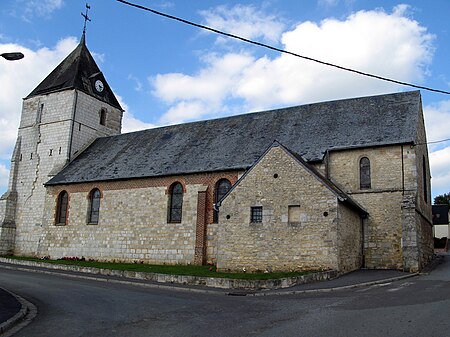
(361, 216, 365, 268)
(401, 145, 405, 195)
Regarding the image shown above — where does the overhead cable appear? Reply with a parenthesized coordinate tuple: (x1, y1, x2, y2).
(116, 0, 450, 95)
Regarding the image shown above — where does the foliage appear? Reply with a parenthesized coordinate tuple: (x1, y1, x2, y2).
(434, 192, 450, 205)
(5, 256, 312, 280)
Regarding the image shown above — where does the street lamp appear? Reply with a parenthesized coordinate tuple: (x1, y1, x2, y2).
(1, 52, 24, 61)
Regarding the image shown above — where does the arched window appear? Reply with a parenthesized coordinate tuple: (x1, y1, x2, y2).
(360, 157, 371, 189)
(168, 182, 183, 223)
(99, 108, 107, 126)
(423, 156, 428, 203)
(88, 188, 101, 224)
(213, 179, 232, 223)
(55, 190, 69, 225)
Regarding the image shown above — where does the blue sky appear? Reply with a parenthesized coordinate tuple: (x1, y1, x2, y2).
(1, 0, 450, 198)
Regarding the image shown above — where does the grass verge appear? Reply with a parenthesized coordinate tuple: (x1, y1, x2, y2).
(4, 256, 313, 280)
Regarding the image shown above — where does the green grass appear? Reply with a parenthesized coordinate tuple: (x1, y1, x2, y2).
(4, 255, 313, 280)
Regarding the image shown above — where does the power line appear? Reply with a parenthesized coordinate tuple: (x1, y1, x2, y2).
(116, 0, 450, 95)
(416, 137, 450, 146)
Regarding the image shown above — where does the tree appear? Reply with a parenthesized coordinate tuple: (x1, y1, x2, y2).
(434, 192, 450, 205)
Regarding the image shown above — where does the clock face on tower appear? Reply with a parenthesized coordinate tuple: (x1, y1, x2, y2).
(94, 79, 104, 93)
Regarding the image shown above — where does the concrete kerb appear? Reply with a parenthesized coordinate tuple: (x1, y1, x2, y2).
(0, 257, 419, 296)
(0, 288, 37, 337)
(250, 272, 419, 296)
(0, 257, 339, 291)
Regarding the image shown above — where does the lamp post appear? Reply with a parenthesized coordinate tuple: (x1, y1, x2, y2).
(1, 52, 24, 61)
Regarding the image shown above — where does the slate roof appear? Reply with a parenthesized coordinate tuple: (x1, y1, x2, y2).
(27, 36, 122, 110)
(46, 90, 421, 186)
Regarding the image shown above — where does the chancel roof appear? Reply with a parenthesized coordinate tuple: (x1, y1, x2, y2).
(46, 91, 422, 186)
(27, 36, 122, 110)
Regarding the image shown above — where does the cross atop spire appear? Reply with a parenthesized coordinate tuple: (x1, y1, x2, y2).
(81, 3, 91, 41)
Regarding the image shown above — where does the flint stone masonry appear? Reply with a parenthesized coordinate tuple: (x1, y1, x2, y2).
(217, 146, 363, 273)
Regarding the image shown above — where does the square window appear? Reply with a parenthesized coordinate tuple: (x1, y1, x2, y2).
(288, 205, 301, 223)
(250, 206, 263, 223)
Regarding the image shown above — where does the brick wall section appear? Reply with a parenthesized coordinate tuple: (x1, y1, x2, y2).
(194, 189, 207, 265)
(217, 146, 362, 273)
(38, 171, 240, 263)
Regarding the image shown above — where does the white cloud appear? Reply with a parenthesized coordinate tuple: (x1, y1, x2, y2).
(200, 4, 285, 44)
(127, 74, 143, 92)
(160, 101, 211, 125)
(424, 100, 450, 197)
(115, 94, 156, 133)
(153, 5, 435, 122)
(430, 146, 450, 197)
(424, 100, 450, 145)
(16, 0, 64, 21)
(152, 53, 254, 123)
(0, 163, 9, 194)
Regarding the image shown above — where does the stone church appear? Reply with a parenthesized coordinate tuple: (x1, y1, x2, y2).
(0, 36, 433, 274)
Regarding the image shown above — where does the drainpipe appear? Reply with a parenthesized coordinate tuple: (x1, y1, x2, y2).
(401, 145, 405, 195)
(361, 216, 365, 268)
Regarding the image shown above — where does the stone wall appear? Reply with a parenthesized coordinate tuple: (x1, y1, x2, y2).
(328, 146, 405, 269)
(413, 107, 433, 269)
(217, 146, 362, 273)
(39, 171, 239, 264)
(9, 89, 123, 257)
(337, 202, 363, 272)
(327, 140, 433, 271)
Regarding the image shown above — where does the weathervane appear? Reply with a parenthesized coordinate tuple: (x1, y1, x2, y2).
(81, 3, 91, 38)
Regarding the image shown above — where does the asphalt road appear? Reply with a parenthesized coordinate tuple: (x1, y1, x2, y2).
(1, 257, 450, 337)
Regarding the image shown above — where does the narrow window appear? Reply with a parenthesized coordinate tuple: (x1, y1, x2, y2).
(55, 191, 69, 225)
(250, 206, 263, 223)
(213, 179, 232, 223)
(88, 188, 101, 224)
(99, 108, 107, 126)
(168, 182, 183, 223)
(423, 156, 428, 204)
(36, 103, 44, 124)
(359, 157, 371, 189)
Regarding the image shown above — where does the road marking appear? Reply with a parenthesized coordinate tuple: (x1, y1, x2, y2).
(387, 281, 415, 292)
(356, 283, 392, 292)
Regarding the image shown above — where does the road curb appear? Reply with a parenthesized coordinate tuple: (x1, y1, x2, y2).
(250, 272, 419, 296)
(0, 257, 338, 290)
(0, 288, 37, 336)
(0, 261, 418, 297)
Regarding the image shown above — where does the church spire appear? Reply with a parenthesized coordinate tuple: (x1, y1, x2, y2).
(81, 3, 91, 43)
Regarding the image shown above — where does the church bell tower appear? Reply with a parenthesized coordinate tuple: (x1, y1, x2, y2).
(0, 19, 123, 255)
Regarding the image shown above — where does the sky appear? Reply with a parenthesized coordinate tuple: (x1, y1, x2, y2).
(0, 0, 449, 199)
